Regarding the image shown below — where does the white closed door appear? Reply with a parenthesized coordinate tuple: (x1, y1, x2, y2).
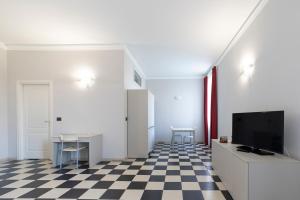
(22, 84, 50, 159)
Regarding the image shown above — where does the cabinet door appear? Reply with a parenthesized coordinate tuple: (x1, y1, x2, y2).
(148, 91, 155, 127)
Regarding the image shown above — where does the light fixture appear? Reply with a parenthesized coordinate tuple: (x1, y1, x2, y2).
(75, 69, 95, 89)
(242, 64, 255, 77)
(240, 53, 255, 82)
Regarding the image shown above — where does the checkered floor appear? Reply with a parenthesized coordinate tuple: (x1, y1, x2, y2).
(0, 143, 233, 200)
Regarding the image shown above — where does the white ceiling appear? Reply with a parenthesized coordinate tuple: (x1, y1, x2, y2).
(0, 0, 260, 78)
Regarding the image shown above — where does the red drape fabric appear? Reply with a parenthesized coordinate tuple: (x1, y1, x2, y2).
(203, 76, 208, 145)
(210, 66, 218, 144)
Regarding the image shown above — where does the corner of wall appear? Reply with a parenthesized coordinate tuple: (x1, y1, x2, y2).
(0, 42, 8, 161)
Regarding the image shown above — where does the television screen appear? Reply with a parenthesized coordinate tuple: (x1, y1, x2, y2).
(232, 111, 284, 154)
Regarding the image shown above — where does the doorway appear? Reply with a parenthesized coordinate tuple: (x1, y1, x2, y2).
(17, 81, 53, 160)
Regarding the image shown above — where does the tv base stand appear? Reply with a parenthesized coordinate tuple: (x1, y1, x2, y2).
(212, 139, 300, 200)
(236, 145, 274, 155)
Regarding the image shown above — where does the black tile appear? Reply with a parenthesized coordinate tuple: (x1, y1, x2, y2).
(0, 180, 16, 188)
(137, 170, 152, 175)
(144, 162, 156, 165)
(181, 176, 197, 182)
(109, 169, 125, 175)
(199, 182, 219, 190)
(136, 158, 147, 161)
(26, 168, 46, 173)
(22, 180, 48, 188)
(81, 169, 99, 174)
(55, 174, 76, 180)
(57, 180, 81, 188)
(222, 191, 234, 200)
(168, 162, 179, 166)
(166, 170, 180, 175)
(19, 188, 51, 198)
(212, 175, 222, 182)
(86, 174, 105, 181)
(194, 170, 210, 175)
(55, 169, 72, 174)
(0, 188, 14, 196)
(59, 189, 88, 199)
(141, 190, 162, 200)
(100, 189, 124, 199)
(0, 168, 18, 173)
(0, 173, 17, 180)
(127, 181, 147, 189)
(191, 162, 203, 166)
(149, 175, 165, 182)
(180, 166, 193, 170)
(164, 182, 182, 190)
(102, 165, 117, 169)
(24, 174, 47, 180)
(154, 165, 167, 170)
(98, 161, 110, 165)
(92, 181, 114, 189)
(117, 175, 135, 181)
(182, 190, 204, 200)
(120, 161, 132, 165)
(128, 165, 142, 169)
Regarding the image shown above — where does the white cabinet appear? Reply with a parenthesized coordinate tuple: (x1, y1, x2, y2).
(127, 89, 155, 158)
(212, 140, 300, 200)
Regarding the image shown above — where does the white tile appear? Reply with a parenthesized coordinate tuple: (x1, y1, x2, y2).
(123, 170, 139, 175)
(140, 165, 154, 170)
(132, 175, 150, 182)
(181, 182, 201, 190)
(216, 182, 226, 190)
(74, 181, 98, 189)
(4, 180, 33, 188)
(196, 175, 214, 182)
(101, 174, 120, 181)
(70, 174, 91, 180)
(39, 188, 70, 199)
(145, 182, 164, 190)
(38, 180, 66, 188)
(121, 190, 144, 200)
(38, 174, 62, 180)
(78, 189, 106, 199)
(95, 169, 112, 174)
(151, 170, 166, 175)
(167, 166, 180, 170)
(180, 170, 195, 175)
(7, 173, 32, 180)
(202, 191, 226, 200)
(114, 165, 129, 170)
(109, 181, 131, 189)
(165, 176, 181, 182)
(162, 190, 183, 200)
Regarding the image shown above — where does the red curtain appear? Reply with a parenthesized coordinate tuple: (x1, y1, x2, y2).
(203, 76, 208, 145)
(210, 66, 218, 144)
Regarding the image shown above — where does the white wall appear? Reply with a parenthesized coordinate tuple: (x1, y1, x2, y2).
(218, 0, 300, 160)
(147, 79, 203, 143)
(7, 50, 127, 160)
(0, 46, 8, 160)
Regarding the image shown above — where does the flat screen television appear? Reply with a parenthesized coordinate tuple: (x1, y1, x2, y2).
(232, 111, 284, 154)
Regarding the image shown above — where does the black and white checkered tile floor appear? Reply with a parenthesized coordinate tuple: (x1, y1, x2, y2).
(0, 143, 233, 200)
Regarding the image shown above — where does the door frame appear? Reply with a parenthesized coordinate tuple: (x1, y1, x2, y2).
(16, 80, 54, 160)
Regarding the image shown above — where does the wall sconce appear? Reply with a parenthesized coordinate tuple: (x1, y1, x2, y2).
(242, 64, 255, 78)
(240, 53, 255, 82)
(174, 96, 183, 101)
(75, 69, 95, 89)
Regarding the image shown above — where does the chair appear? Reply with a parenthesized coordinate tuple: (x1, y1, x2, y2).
(59, 134, 87, 169)
(183, 128, 196, 145)
(170, 126, 183, 146)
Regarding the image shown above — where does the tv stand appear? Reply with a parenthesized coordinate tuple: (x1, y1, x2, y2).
(237, 145, 274, 155)
(212, 140, 300, 200)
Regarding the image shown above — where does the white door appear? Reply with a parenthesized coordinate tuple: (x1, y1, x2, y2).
(22, 84, 50, 159)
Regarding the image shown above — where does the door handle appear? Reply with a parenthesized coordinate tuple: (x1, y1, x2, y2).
(44, 120, 50, 123)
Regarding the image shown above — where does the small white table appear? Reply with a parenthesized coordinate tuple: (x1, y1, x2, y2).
(52, 133, 102, 168)
(171, 128, 196, 147)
